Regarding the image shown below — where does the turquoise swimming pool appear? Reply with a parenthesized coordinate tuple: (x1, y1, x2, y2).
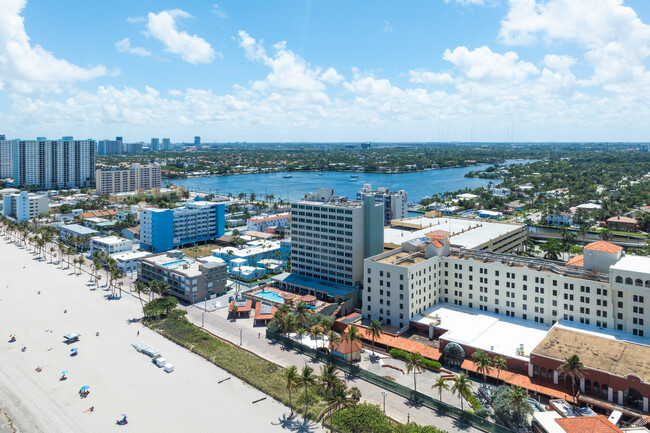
(256, 290, 285, 304)
(163, 260, 188, 268)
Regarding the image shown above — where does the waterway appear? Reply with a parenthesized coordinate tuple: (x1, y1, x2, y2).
(169, 159, 532, 203)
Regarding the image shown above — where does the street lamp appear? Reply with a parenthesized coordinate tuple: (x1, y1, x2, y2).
(238, 326, 242, 346)
(201, 312, 205, 328)
(303, 357, 309, 367)
(381, 391, 387, 414)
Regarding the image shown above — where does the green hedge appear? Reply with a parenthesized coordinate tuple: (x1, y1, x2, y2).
(389, 348, 442, 370)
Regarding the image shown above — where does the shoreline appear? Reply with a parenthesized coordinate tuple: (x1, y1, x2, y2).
(0, 238, 323, 433)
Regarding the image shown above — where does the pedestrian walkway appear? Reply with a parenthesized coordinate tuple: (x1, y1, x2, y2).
(182, 305, 483, 433)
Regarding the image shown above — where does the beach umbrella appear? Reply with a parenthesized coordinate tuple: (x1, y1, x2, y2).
(61, 370, 69, 374)
(70, 348, 78, 352)
(80, 386, 90, 390)
(120, 414, 127, 417)
(10, 334, 15, 338)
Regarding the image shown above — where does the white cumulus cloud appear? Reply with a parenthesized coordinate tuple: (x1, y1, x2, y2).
(0, 0, 109, 93)
(443, 46, 539, 82)
(147, 9, 217, 64)
(543, 54, 576, 71)
(409, 70, 454, 85)
(115, 38, 151, 57)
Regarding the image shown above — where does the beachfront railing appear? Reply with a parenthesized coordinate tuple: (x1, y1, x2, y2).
(266, 329, 513, 433)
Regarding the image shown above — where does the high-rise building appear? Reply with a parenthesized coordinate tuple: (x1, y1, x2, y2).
(2, 191, 49, 222)
(194, 136, 201, 145)
(363, 238, 650, 336)
(0, 140, 13, 178)
(280, 188, 383, 303)
(97, 137, 123, 155)
(357, 184, 408, 226)
(140, 201, 225, 253)
(10, 137, 95, 189)
(95, 163, 162, 195)
(162, 138, 171, 151)
(151, 138, 160, 151)
(124, 142, 143, 154)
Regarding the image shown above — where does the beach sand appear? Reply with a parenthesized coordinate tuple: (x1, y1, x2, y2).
(0, 239, 323, 433)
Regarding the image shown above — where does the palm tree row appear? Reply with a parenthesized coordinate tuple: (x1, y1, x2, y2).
(283, 362, 361, 431)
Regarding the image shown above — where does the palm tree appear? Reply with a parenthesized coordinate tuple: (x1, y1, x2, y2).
(451, 373, 472, 411)
(327, 331, 340, 349)
(311, 325, 324, 348)
(405, 351, 425, 391)
(432, 376, 450, 402)
(365, 320, 383, 355)
(283, 365, 300, 417)
(320, 363, 341, 399)
(330, 383, 356, 433)
(296, 327, 307, 343)
(134, 281, 149, 314)
(345, 324, 362, 347)
(57, 241, 66, 267)
(599, 228, 613, 241)
(491, 356, 507, 385)
(78, 256, 86, 275)
(509, 386, 529, 425)
(471, 349, 492, 386)
(559, 354, 585, 400)
(283, 314, 297, 336)
(298, 365, 317, 418)
(49, 246, 55, 263)
(294, 301, 309, 327)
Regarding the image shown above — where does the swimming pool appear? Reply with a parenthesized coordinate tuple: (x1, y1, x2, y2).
(256, 290, 285, 304)
(527, 397, 545, 412)
(163, 260, 188, 268)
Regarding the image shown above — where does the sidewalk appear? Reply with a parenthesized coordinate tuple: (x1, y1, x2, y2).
(182, 305, 483, 433)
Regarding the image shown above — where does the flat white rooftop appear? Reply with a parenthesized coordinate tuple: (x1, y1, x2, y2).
(610, 255, 650, 273)
(412, 303, 551, 360)
(111, 250, 152, 261)
(385, 216, 523, 249)
(92, 235, 130, 245)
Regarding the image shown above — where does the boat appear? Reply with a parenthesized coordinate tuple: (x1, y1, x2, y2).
(318, 173, 323, 176)
(283, 174, 292, 178)
(350, 174, 359, 178)
(348, 177, 358, 182)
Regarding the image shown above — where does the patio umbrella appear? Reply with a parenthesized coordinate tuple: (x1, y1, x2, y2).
(61, 370, 69, 374)
(80, 386, 90, 390)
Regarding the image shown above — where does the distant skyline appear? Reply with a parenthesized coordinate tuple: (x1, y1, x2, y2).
(1, 0, 650, 142)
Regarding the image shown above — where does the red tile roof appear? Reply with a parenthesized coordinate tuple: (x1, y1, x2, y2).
(555, 416, 623, 433)
(432, 240, 443, 248)
(606, 216, 637, 224)
(336, 322, 442, 361)
(584, 241, 623, 254)
(461, 359, 575, 401)
(254, 302, 277, 321)
(331, 339, 362, 354)
(229, 299, 252, 313)
(565, 255, 584, 267)
(80, 209, 117, 219)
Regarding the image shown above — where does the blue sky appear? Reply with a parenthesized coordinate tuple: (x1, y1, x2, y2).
(1, 0, 650, 142)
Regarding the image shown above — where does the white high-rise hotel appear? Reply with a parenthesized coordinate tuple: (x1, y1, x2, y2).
(1, 137, 95, 189)
(364, 236, 650, 337)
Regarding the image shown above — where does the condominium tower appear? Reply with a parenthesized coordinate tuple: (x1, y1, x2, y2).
(6, 137, 95, 189)
(2, 191, 48, 222)
(357, 183, 408, 226)
(141, 201, 225, 253)
(95, 163, 162, 195)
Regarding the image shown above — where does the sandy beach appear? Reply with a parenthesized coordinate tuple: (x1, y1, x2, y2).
(0, 238, 323, 433)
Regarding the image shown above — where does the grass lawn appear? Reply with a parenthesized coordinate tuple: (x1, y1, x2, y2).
(148, 315, 328, 420)
(181, 244, 222, 258)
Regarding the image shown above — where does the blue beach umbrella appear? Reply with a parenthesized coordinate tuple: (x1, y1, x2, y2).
(61, 370, 69, 374)
(70, 348, 78, 352)
(80, 385, 90, 390)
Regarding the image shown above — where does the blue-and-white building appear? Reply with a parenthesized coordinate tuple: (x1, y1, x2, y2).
(2, 191, 48, 222)
(140, 201, 225, 253)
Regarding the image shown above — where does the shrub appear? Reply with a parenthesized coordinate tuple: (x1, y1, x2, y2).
(389, 348, 441, 370)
